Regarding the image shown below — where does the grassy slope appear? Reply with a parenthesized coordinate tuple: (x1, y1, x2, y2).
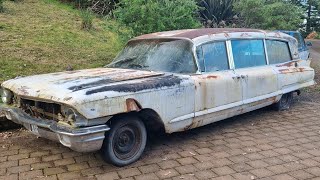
(0, 0, 123, 83)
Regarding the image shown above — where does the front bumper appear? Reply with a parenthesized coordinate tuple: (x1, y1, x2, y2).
(0, 104, 110, 152)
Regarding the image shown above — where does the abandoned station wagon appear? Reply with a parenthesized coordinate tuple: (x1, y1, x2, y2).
(0, 28, 315, 166)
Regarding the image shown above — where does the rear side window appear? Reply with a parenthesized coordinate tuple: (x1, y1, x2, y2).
(293, 32, 305, 50)
(266, 40, 292, 64)
(196, 42, 229, 72)
(231, 40, 266, 69)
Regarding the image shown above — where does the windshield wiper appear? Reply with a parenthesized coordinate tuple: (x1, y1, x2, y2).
(129, 64, 149, 69)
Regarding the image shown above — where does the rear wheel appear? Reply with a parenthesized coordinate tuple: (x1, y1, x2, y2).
(274, 92, 293, 111)
(101, 116, 147, 167)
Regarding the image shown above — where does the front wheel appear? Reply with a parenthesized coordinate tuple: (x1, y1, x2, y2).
(101, 116, 147, 167)
(274, 92, 293, 111)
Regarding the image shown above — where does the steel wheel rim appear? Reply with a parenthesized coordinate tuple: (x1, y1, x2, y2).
(280, 94, 289, 106)
(113, 124, 142, 160)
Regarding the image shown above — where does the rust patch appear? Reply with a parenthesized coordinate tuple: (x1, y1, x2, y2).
(126, 99, 141, 112)
(207, 75, 218, 79)
(274, 32, 282, 37)
(279, 68, 306, 74)
(195, 75, 219, 80)
(276, 61, 296, 67)
(17, 86, 30, 95)
(240, 32, 251, 37)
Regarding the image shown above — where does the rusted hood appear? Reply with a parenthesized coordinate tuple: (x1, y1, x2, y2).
(1, 68, 166, 103)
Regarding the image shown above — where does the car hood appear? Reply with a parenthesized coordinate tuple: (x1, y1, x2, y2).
(2, 68, 170, 103)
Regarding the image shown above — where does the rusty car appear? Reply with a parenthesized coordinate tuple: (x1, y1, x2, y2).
(0, 28, 315, 166)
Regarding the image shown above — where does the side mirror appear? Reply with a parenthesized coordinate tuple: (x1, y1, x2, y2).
(306, 41, 312, 47)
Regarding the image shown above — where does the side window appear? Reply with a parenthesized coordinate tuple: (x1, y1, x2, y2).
(196, 42, 229, 72)
(293, 33, 305, 50)
(266, 40, 292, 64)
(231, 40, 266, 69)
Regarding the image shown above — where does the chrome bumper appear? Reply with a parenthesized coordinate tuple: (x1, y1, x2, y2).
(0, 105, 110, 152)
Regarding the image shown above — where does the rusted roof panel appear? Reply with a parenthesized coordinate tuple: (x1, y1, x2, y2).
(134, 28, 264, 40)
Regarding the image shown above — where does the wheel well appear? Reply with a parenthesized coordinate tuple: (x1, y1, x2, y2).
(138, 109, 165, 133)
(107, 109, 165, 134)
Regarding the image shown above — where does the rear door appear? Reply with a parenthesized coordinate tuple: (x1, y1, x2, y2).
(190, 41, 243, 127)
(231, 39, 278, 104)
(266, 39, 314, 93)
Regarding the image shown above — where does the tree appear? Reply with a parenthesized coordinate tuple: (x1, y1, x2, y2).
(234, 0, 303, 30)
(288, 0, 320, 36)
(113, 0, 201, 36)
(304, 0, 319, 33)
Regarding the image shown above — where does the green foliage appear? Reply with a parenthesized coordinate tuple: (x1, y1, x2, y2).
(305, 0, 320, 33)
(234, 0, 303, 30)
(288, 0, 320, 36)
(103, 19, 133, 44)
(60, 0, 118, 16)
(0, 0, 4, 13)
(114, 0, 201, 36)
(198, 0, 236, 27)
(80, 9, 94, 30)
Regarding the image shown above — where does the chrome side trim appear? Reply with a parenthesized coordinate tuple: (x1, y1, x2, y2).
(169, 80, 315, 124)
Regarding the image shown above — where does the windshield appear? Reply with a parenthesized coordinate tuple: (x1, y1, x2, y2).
(107, 39, 197, 74)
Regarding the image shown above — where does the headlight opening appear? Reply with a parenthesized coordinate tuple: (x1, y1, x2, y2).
(61, 106, 77, 124)
(1, 89, 13, 104)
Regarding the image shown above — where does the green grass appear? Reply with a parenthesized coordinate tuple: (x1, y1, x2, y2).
(0, 0, 125, 83)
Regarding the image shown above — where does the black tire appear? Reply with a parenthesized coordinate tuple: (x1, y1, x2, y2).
(101, 116, 147, 167)
(274, 92, 293, 111)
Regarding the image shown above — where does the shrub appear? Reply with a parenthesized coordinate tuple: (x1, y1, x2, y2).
(234, 0, 303, 30)
(198, 0, 236, 28)
(0, 0, 4, 13)
(61, 0, 118, 16)
(113, 0, 201, 36)
(80, 9, 94, 30)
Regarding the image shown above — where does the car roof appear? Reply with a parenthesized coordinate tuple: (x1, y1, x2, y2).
(131, 28, 300, 60)
(276, 30, 299, 35)
(134, 28, 262, 40)
(134, 28, 292, 40)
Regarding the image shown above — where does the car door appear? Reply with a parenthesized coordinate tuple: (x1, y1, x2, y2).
(266, 39, 315, 93)
(231, 39, 278, 106)
(190, 41, 243, 128)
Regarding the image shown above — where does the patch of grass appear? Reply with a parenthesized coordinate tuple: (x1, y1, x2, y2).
(80, 9, 94, 30)
(0, 0, 125, 83)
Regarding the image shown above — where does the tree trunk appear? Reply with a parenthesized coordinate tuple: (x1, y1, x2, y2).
(307, 4, 312, 33)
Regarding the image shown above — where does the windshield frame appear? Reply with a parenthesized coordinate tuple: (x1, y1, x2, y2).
(107, 37, 200, 74)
